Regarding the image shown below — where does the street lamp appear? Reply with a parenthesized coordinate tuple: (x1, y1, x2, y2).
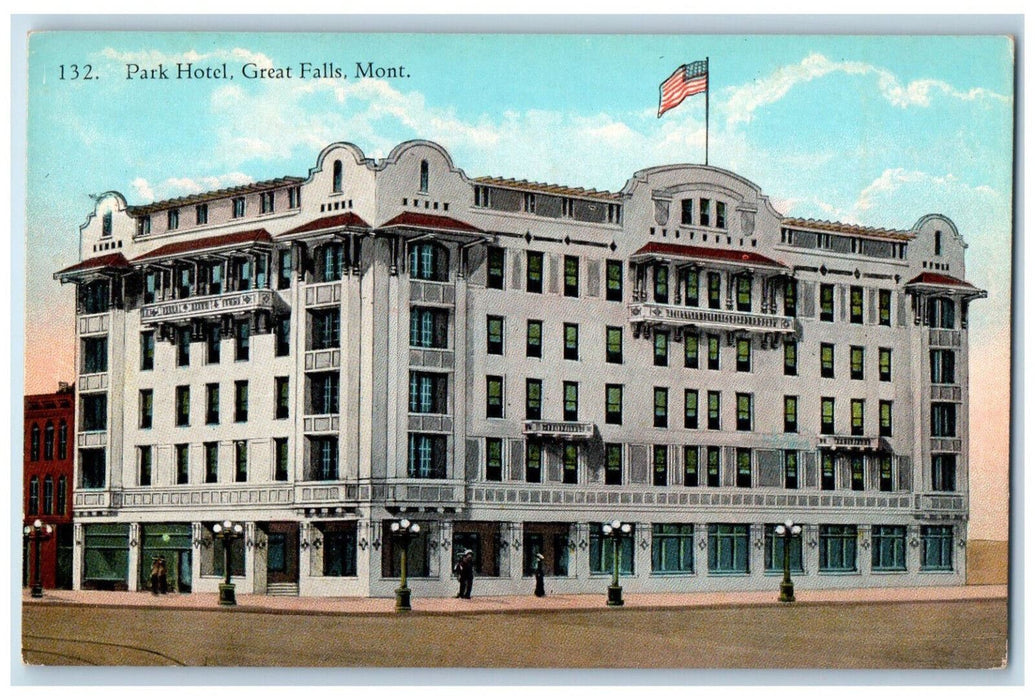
(212, 520, 244, 606)
(389, 518, 421, 612)
(23, 519, 53, 598)
(775, 519, 802, 603)
(602, 519, 631, 607)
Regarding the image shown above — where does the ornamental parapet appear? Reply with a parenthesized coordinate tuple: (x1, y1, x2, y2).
(628, 302, 798, 336)
(140, 289, 283, 325)
(817, 435, 890, 453)
(523, 420, 597, 441)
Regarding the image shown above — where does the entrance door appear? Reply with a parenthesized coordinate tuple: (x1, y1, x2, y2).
(266, 522, 299, 584)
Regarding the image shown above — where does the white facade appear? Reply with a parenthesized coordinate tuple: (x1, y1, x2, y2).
(57, 139, 985, 597)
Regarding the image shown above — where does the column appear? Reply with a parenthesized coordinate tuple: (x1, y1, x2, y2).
(857, 524, 872, 577)
(127, 522, 141, 591)
(72, 522, 84, 590)
(749, 523, 766, 580)
(191, 522, 204, 592)
(355, 518, 373, 596)
(634, 522, 651, 586)
(572, 522, 591, 581)
(506, 521, 523, 581)
(802, 523, 820, 578)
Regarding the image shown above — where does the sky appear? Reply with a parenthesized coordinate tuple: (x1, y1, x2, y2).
(22, 32, 1014, 539)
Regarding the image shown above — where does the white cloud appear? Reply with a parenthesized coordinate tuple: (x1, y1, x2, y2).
(135, 172, 256, 202)
(131, 177, 155, 202)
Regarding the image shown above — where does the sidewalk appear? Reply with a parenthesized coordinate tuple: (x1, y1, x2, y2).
(22, 583, 1007, 616)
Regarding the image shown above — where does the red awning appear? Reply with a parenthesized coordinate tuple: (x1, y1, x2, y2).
(630, 241, 788, 270)
(905, 272, 978, 289)
(280, 212, 371, 237)
(379, 211, 484, 235)
(131, 229, 273, 263)
(55, 253, 130, 278)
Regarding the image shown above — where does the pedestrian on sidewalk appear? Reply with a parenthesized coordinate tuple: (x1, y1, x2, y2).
(456, 550, 475, 599)
(157, 556, 169, 594)
(149, 557, 161, 595)
(534, 553, 546, 597)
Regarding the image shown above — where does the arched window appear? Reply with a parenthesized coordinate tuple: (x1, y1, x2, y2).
(43, 476, 54, 515)
(29, 424, 40, 462)
(315, 242, 344, 283)
(332, 160, 343, 193)
(934, 230, 942, 256)
(408, 242, 449, 282)
(28, 476, 39, 515)
(57, 421, 68, 460)
(419, 160, 429, 193)
(56, 476, 67, 516)
(927, 297, 956, 329)
(43, 422, 54, 461)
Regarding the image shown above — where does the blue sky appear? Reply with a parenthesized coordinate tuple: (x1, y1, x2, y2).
(24, 32, 1014, 537)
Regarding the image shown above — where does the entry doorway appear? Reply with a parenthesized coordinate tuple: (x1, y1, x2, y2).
(266, 522, 299, 584)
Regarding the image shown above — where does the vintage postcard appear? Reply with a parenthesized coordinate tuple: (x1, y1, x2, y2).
(19, 28, 1013, 672)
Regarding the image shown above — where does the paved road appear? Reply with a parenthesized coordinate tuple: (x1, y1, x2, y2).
(22, 599, 1007, 668)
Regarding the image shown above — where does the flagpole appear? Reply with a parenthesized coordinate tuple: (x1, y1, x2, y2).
(705, 56, 710, 166)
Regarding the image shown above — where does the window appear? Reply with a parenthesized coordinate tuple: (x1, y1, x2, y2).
(315, 243, 344, 282)
(868, 525, 907, 572)
(275, 317, 291, 357)
(485, 438, 503, 481)
(879, 289, 892, 326)
(654, 388, 669, 428)
(139, 390, 153, 429)
(138, 215, 151, 235)
(849, 346, 865, 380)
(605, 384, 623, 425)
(784, 395, 798, 433)
(176, 267, 192, 298)
(102, 211, 113, 236)
(204, 443, 218, 484)
(735, 448, 752, 487)
(850, 285, 864, 324)
(28, 476, 38, 514)
(784, 340, 797, 376)
(684, 333, 699, 369)
(82, 280, 110, 314)
(851, 399, 865, 436)
(234, 440, 248, 482)
(486, 247, 505, 289)
(931, 350, 956, 384)
(563, 255, 579, 297)
(707, 272, 721, 309)
(80, 449, 106, 488)
(650, 330, 669, 366)
(172, 386, 189, 426)
(706, 334, 720, 370)
(684, 389, 698, 429)
(931, 403, 957, 437)
(927, 297, 955, 328)
(820, 397, 835, 435)
(277, 249, 293, 290)
(784, 450, 799, 489)
(685, 269, 700, 307)
(934, 230, 943, 255)
(484, 315, 505, 355)
(526, 442, 542, 483)
(654, 265, 669, 303)
(683, 446, 699, 486)
(232, 197, 246, 218)
(408, 433, 447, 478)
(879, 400, 893, 437)
(680, 198, 693, 225)
(274, 438, 289, 481)
(606, 260, 623, 302)
(708, 524, 749, 574)
(58, 422, 67, 459)
(206, 324, 221, 364)
(275, 377, 290, 419)
(736, 338, 751, 372)
(820, 343, 834, 378)
(784, 280, 797, 316)
(56, 476, 67, 515)
(706, 447, 721, 487)
(332, 160, 343, 193)
(525, 378, 543, 420)
(763, 523, 805, 574)
(605, 326, 623, 364)
(921, 525, 954, 571)
(736, 393, 752, 431)
(309, 373, 338, 415)
(43, 423, 54, 461)
(735, 275, 751, 312)
(819, 525, 857, 572)
(82, 394, 107, 431)
(523, 192, 536, 213)
(605, 443, 623, 485)
(176, 444, 189, 485)
(563, 381, 579, 422)
(562, 444, 579, 484)
(235, 320, 250, 361)
(309, 309, 340, 350)
(820, 283, 834, 322)
(563, 323, 579, 361)
(82, 337, 108, 374)
(486, 376, 504, 418)
(409, 242, 449, 282)
(234, 380, 249, 422)
(700, 198, 711, 227)
(526, 251, 544, 293)
(474, 185, 491, 207)
(879, 347, 892, 382)
(879, 456, 894, 492)
(419, 159, 430, 192)
(196, 203, 208, 225)
(850, 455, 865, 491)
(176, 327, 191, 367)
(707, 391, 720, 430)
(206, 263, 223, 295)
(652, 524, 695, 573)
(716, 201, 727, 229)
(308, 436, 338, 481)
(932, 454, 957, 492)
(140, 331, 155, 371)
(821, 453, 836, 490)
(409, 372, 448, 414)
(590, 523, 634, 575)
(410, 307, 449, 349)
(205, 383, 220, 424)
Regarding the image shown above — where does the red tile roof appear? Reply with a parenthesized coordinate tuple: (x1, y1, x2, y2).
(55, 253, 130, 276)
(131, 229, 273, 263)
(905, 272, 977, 289)
(472, 175, 622, 202)
(379, 212, 484, 234)
(782, 217, 913, 242)
(281, 212, 371, 236)
(631, 242, 788, 269)
(126, 177, 305, 216)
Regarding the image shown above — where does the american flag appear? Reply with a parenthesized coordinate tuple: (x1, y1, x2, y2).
(658, 60, 708, 117)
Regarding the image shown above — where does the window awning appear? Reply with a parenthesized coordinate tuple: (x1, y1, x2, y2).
(630, 242, 788, 270)
(279, 212, 371, 238)
(379, 212, 486, 237)
(904, 272, 986, 299)
(54, 253, 130, 282)
(131, 229, 273, 264)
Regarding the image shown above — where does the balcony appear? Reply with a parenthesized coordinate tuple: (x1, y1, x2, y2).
(523, 420, 597, 441)
(628, 302, 797, 335)
(929, 329, 961, 348)
(140, 289, 282, 325)
(817, 435, 890, 453)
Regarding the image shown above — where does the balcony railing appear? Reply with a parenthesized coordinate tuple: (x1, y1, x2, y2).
(929, 329, 962, 347)
(918, 492, 966, 513)
(140, 289, 281, 324)
(628, 302, 797, 334)
(817, 435, 890, 452)
(523, 420, 597, 440)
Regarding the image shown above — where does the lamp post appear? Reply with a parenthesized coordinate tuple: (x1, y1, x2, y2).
(212, 520, 244, 606)
(775, 520, 802, 603)
(602, 520, 631, 607)
(23, 519, 53, 598)
(389, 518, 421, 612)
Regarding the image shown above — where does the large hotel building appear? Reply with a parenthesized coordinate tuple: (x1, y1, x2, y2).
(56, 139, 984, 597)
